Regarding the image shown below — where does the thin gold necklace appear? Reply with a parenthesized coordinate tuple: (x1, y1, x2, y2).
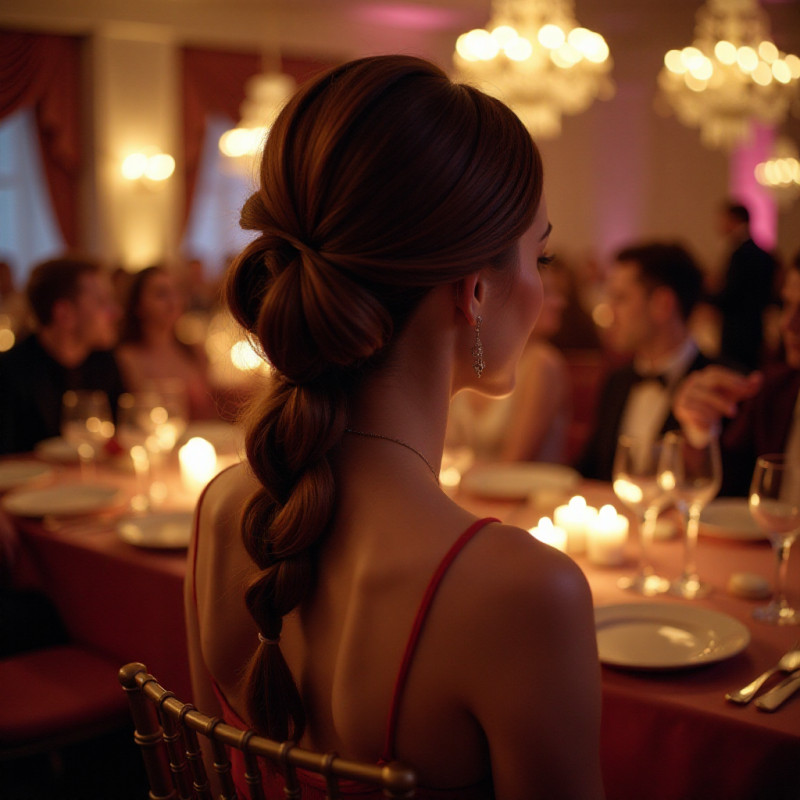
(344, 428, 440, 485)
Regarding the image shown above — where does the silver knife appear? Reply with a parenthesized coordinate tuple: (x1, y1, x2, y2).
(755, 669, 800, 712)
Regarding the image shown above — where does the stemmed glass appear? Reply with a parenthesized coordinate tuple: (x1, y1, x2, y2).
(116, 393, 158, 512)
(657, 430, 722, 599)
(612, 434, 671, 595)
(139, 383, 188, 505)
(749, 454, 800, 625)
(61, 390, 115, 479)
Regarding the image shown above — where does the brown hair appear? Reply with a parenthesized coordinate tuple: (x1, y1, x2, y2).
(615, 242, 703, 321)
(224, 55, 543, 741)
(26, 256, 100, 326)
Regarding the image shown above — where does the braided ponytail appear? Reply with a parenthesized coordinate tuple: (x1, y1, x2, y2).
(224, 55, 543, 741)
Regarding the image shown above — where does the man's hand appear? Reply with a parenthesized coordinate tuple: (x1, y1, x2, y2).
(674, 366, 762, 436)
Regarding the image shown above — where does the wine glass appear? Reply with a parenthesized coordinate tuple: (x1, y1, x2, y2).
(145, 382, 188, 459)
(61, 390, 115, 479)
(749, 454, 800, 625)
(657, 430, 722, 599)
(139, 382, 189, 505)
(116, 393, 159, 511)
(612, 434, 671, 595)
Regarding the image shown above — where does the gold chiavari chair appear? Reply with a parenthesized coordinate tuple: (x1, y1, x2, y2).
(119, 662, 417, 800)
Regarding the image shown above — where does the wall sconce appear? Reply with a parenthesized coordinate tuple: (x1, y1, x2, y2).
(121, 151, 176, 182)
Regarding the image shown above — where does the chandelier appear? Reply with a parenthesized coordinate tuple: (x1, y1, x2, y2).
(755, 136, 800, 206)
(218, 69, 296, 161)
(658, 0, 800, 151)
(453, 0, 614, 137)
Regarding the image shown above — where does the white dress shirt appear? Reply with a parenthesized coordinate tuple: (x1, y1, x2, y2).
(619, 338, 699, 445)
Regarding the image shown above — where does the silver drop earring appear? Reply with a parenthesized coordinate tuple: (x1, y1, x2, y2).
(472, 315, 485, 377)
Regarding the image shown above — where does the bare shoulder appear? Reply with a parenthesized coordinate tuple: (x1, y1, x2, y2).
(458, 521, 591, 613)
(192, 462, 261, 601)
(198, 461, 259, 528)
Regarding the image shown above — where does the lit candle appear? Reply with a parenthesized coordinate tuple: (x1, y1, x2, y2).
(587, 504, 629, 566)
(553, 495, 597, 555)
(529, 517, 568, 552)
(179, 437, 217, 496)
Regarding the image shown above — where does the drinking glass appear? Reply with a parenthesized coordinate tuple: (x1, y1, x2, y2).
(612, 434, 671, 595)
(749, 454, 800, 625)
(143, 381, 189, 458)
(116, 393, 158, 511)
(140, 383, 189, 505)
(61, 390, 115, 479)
(658, 430, 722, 599)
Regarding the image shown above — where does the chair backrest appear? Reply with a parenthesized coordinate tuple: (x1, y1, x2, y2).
(118, 662, 417, 800)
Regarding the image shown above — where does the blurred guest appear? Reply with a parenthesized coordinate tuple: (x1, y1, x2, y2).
(710, 200, 779, 370)
(577, 242, 710, 481)
(674, 250, 800, 496)
(180, 256, 220, 314)
(116, 265, 218, 419)
(0, 256, 125, 454)
(0, 258, 29, 335)
(446, 258, 571, 462)
(549, 259, 602, 352)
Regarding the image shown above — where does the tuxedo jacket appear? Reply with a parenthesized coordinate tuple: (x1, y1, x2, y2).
(720, 363, 800, 496)
(576, 351, 714, 482)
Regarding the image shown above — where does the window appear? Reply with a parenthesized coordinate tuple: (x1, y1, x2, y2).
(181, 114, 256, 277)
(0, 107, 65, 286)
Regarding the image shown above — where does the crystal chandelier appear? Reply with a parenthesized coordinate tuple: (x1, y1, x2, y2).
(218, 69, 296, 161)
(755, 136, 800, 206)
(658, 0, 800, 151)
(453, 0, 614, 137)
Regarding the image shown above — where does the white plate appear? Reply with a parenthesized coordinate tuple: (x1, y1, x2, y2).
(34, 437, 80, 463)
(117, 511, 194, 549)
(699, 499, 764, 541)
(595, 602, 750, 670)
(460, 462, 580, 499)
(0, 461, 53, 492)
(1, 483, 121, 517)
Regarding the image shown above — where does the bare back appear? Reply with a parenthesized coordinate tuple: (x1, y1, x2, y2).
(186, 461, 603, 799)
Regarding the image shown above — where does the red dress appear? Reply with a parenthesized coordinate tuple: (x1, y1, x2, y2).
(193, 516, 499, 798)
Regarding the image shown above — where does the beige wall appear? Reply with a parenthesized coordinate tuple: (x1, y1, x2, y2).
(2, 0, 799, 271)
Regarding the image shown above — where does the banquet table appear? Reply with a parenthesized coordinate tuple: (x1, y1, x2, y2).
(4, 455, 800, 800)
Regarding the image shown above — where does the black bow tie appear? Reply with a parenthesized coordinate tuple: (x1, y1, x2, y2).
(632, 370, 669, 388)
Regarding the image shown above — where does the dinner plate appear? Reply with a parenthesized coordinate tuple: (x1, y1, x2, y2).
(595, 602, 750, 670)
(1, 483, 121, 517)
(460, 462, 580, 499)
(34, 437, 80, 463)
(0, 461, 53, 493)
(699, 498, 764, 541)
(117, 511, 194, 549)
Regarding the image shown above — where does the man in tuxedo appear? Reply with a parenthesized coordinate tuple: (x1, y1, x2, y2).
(0, 256, 125, 454)
(711, 201, 778, 371)
(577, 242, 709, 481)
(674, 251, 800, 496)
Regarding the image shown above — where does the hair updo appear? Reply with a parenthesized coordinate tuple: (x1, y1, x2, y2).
(224, 54, 543, 741)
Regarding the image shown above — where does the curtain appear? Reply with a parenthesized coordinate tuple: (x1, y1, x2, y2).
(0, 30, 82, 248)
(180, 48, 332, 229)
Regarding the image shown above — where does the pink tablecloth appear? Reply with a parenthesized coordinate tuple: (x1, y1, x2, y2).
(11, 470, 800, 799)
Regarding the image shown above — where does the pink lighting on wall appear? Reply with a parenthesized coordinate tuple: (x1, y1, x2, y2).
(730, 123, 778, 251)
(355, 4, 466, 30)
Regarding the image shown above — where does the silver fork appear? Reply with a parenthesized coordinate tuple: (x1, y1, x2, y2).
(725, 645, 800, 705)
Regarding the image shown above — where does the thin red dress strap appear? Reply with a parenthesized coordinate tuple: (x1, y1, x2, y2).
(381, 517, 499, 762)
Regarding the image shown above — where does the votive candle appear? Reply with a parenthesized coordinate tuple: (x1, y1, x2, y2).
(179, 437, 217, 496)
(529, 517, 568, 553)
(553, 495, 597, 555)
(587, 504, 629, 566)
